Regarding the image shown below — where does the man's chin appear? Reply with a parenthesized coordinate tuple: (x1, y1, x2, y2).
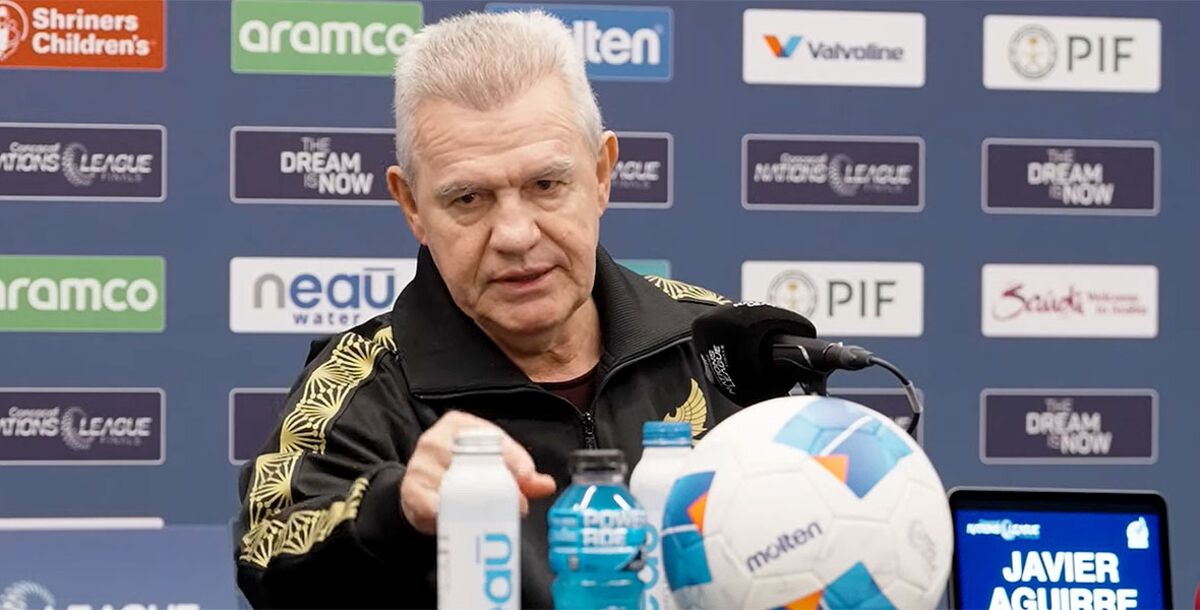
(483, 304, 570, 339)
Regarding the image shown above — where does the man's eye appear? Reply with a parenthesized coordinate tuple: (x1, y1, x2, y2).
(454, 192, 478, 206)
(534, 180, 560, 192)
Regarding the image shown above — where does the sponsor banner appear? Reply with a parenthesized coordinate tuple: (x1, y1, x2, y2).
(0, 256, 165, 332)
(230, 126, 394, 205)
(743, 9, 925, 87)
(0, 523, 235, 608)
(486, 3, 671, 81)
(230, 257, 416, 333)
(980, 389, 1157, 464)
(230, 0, 423, 76)
(617, 259, 670, 278)
(228, 388, 286, 464)
(0, 123, 165, 202)
(742, 261, 923, 337)
(0, 0, 165, 71)
(832, 388, 925, 443)
(982, 138, 1159, 216)
(742, 135, 923, 211)
(984, 15, 1160, 93)
(981, 264, 1157, 338)
(0, 388, 164, 465)
(609, 131, 671, 208)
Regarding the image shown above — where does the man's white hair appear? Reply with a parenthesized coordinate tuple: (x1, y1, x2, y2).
(392, 10, 603, 177)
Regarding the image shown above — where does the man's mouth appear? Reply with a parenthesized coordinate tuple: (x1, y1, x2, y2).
(495, 266, 554, 287)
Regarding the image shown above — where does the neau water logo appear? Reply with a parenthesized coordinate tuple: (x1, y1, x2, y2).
(981, 390, 1157, 465)
(0, 389, 164, 465)
(228, 388, 287, 464)
(0, 123, 165, 202)
(743, 9, 925, 87)
(964, 519, 1041, 541)
(744, 522, 822, 573)
(742, 135, 923, 211)
(983, 138, 1159, 216)
(982, 264, 1157, 338)
(984, 15, 1160, 93)
(0, 256, 165, 332)
(609, 132, 671, 208)
(231, 0, 423, 76)
(478, 533, 516, 608)
(230, 127, 394, 205)
(0, 0, 165, 71)
(486, 4, 671, 81)
(743, 261, 923, 337)
(229, 257, 416, 333)
(0, 581, 198, 610)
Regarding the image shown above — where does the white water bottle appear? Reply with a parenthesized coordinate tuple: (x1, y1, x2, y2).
(630, 421, 692, 610)
(437, 428, 520, 610)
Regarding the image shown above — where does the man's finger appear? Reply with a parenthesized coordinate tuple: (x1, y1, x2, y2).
(518, 473, 557, 499)
(500, 436, 537, 480)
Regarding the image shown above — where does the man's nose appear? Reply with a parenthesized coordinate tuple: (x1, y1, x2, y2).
(488, 193, 541, 254)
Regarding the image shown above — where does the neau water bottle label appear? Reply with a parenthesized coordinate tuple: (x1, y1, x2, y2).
(438, 524, 519, 609)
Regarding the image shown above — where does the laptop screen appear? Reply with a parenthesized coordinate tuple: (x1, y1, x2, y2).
(950, 490, 1171, 610)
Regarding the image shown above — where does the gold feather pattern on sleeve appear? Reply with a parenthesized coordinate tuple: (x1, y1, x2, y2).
(664, 378, 708, 439)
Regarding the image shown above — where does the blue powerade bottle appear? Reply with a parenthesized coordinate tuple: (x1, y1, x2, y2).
(548, 449, 649, 610)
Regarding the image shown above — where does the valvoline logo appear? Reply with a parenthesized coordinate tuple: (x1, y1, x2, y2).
(764, 35, 802, 58)
(485, 3, 672, 81)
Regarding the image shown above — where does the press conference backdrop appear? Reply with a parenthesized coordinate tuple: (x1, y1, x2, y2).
(0, 0, 1196, 606)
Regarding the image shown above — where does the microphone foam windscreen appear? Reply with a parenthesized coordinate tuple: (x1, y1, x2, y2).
(691, 303, 817, 406)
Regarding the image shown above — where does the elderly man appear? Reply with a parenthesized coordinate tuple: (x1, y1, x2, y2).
(234, 10, 736, 609)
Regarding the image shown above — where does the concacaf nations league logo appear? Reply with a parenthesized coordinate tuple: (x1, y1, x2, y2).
(0, 581, 54, 610)
(1008, 24, 1056, 79)
(0, 1, 30, 62)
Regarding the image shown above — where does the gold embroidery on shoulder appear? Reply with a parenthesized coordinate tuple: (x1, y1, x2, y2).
(240, 332, 385, 567)
(645, 275, 730, 306)
(664, 378, 708, 439)
(372, 324, 396, 353)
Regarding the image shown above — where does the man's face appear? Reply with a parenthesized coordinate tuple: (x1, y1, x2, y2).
(388, 77, 617, 340)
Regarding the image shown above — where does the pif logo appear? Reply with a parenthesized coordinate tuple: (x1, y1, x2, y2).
(231, 0, 423, 76)
(486, 3, 672, 81)
(0, 0, 164, 71)
(0, 256, 164, 332)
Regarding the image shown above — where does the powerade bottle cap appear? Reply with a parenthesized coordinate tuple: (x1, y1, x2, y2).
(570, 448, 627, 476)
(642, 421, 692, 447)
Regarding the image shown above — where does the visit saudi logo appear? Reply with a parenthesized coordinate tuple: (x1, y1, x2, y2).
(231, 0, 423, 76)
(0, 256, 165, 332)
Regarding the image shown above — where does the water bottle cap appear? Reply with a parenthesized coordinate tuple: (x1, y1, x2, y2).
(643, 421, 692, 447)
(452, 427, 503, 454)
(570, 448, 627, 475)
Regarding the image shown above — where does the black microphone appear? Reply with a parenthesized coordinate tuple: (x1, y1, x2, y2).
(692, 302, 922, 434)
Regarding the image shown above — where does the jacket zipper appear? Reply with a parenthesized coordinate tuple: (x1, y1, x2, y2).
(579, 411, 598, 449)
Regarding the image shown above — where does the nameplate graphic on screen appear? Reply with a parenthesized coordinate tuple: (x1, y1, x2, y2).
(981, 264, 1157, 338)
(984, 15, 1160, 93)
(229, 257, 416, 333)
(0, 523, 236, 608)
(742, 135, 923, 211)
(617, 259, 670, 279)
(609, 132, 671, 208)
(742, 9, 925, 87)
(0, 0, 165, 71)
(230, 0, 423, 76)
(830, 388, 925, 443)
(0, 256, 165, 332)
(486, 3, 671, 81)
(230, 127, 394, 205)
(0, 388, 164, 465)
(229, 388, 287, 464)
(983, 139, 1159, 215)
(0, 123, 165, 201)
(953, 509, 1165, 610)
(980, 389, 1156, 464)
(742, 261, 923, 336)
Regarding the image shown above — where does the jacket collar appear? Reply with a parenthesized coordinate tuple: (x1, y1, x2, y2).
(391, 246, 694, 397)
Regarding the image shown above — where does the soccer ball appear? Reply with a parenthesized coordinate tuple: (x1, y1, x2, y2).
(661, 396, 953, 609)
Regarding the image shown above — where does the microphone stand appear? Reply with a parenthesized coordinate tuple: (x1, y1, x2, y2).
(774, 349, 923, 437)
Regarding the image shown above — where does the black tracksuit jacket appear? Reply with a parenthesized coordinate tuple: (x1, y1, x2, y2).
(233, 246, 739, 609)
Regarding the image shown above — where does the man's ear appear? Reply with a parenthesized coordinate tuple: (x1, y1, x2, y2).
(594, 131, 619, 216)
(387, 165, 426, 244)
